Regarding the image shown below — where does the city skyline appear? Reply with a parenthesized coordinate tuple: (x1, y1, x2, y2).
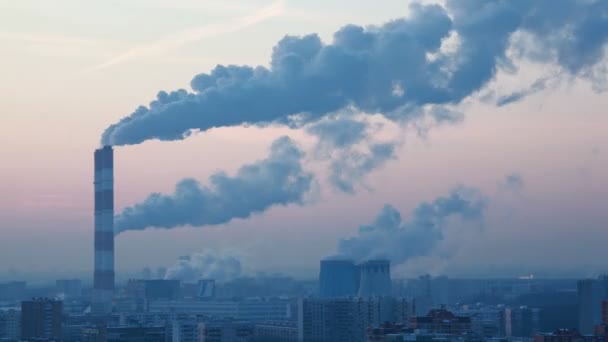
(1, 0, 608, 281)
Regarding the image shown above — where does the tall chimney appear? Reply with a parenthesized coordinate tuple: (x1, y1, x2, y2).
(93, 146, 114, 314)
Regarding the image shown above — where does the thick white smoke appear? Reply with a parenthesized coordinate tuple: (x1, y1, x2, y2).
(164, 252, 242, 283)
(335, 187, 487, 265)
(103, 0, 608, 147)
(114, 136, 313, 234)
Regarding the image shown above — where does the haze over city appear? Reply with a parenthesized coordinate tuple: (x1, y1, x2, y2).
(4, 1, 608, 341)
(3, 0, 608, 282)
(2, 0, 608, 282)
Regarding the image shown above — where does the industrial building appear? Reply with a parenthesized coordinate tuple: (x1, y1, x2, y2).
(319, 259, 360, 298)
(318, 258, 392, 299)
(358, 259, 392, 297)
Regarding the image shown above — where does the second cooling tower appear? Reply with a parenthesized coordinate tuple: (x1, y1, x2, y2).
(357, 259, 392, 297)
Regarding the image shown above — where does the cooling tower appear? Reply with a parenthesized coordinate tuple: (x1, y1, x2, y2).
(357, 259, 391, 297)
(319, 259, 359, 297)
(93, 146, 114, 314)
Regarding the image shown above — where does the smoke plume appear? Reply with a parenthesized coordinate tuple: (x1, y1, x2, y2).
(335, 187, 486, 264)
(164, 252, 242, 283)
(305, 115, 400, 193)
(115, 137, 313, 233)
(102, 0, 608, 147)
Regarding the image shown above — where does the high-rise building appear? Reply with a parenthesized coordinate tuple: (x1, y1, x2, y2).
(20, 298, 63, 341)
(578, 277, 608, 334)
(298, 297, 410, 342)
(413, 274, 433, 315)
(510, 306, 541, 338)
(357, 260, 391, 297)
(0, 308, 20, 341)
(93, 146, 115, 314)
(298, 298, 359, 342)
(319, 259, 359, 298)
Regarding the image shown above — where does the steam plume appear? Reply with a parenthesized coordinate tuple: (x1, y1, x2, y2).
(335, 187, 486, 264)
(306, 115, 399, 193)
(164, 252, 242, 283)
(102, 0, 608, 147)
(114, 137, 313, 234)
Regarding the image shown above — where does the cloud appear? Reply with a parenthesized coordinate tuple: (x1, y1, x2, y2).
(114, 136, 313, 234)
(335, 186, 487, 265)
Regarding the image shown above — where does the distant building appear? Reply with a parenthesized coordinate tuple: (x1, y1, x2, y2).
(298, 297, 411, 342)
(366, 322, 408, 341)
(517, 290, 578, 333)
(157, 267, 167, 280)
(181, 279, 216, 300)
(0, 308, 20, 341)
(196, 280, 216, 300)
(82, 326, 107, 342)
(56, 279, 83, 298)
(299, 298, 359, 342)
(578, 277, 608, 334)
(198, 320, 254, 342)
(126, 279, 181, 311)
(408, 306, 471, 336)
(319, 259, 360, 298)
(534, 328, 603, 342)
(173, 319, 201, 342)
(105, 325, 166, 342)
(509, 306, 541, 338)
(253, 321, 298, 341)
(141, 279, 180, 300)
(457, 304, 506, 338)
(149, 299, 292, 322)
(20, 298, 63, 341)
(413, 275, 434, 316)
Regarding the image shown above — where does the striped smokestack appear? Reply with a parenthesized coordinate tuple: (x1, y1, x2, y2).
(93, 146, 114, 314)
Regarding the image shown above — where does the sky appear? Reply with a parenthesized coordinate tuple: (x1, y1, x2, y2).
(1, 0, 607, 282)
